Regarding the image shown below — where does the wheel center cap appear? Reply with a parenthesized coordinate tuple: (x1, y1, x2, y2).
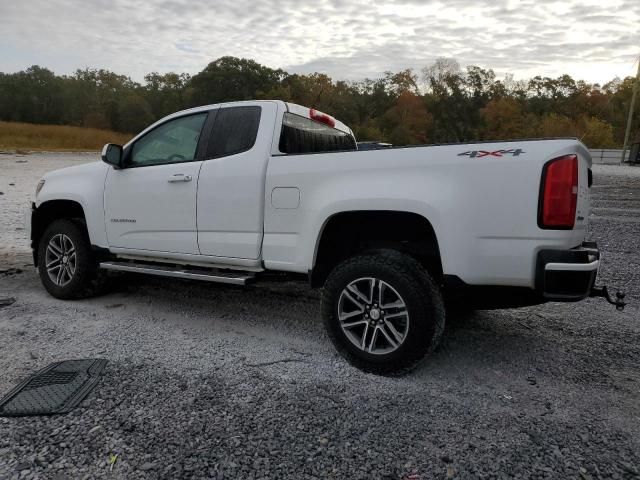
(62, 255, 68, 263)
(370, 308, 381, 320)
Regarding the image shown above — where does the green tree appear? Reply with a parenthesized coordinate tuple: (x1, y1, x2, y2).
(187, 56, 286, 106)
(577, 116, 615, 148)
(144, 72, 190, 120)
(422, 58, 475, 142)
(538, 113, 575, 137)
(481, 97, 528, 140)
(0, 58, 636, 147)
(117, 94, 154, 134)
(382, 91, 432, 145)
(0, 66, 65, 124)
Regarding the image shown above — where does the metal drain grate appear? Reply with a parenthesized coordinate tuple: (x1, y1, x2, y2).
(0, 359, 107, 416)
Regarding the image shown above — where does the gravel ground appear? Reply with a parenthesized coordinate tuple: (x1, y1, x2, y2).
(0, 153, 638, 480)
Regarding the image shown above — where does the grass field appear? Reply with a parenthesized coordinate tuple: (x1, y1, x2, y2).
(0, 121, 131, 152)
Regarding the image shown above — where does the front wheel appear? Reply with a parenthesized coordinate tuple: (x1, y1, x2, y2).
(321, 250, 445, 375)
(37, 219, 106, 299)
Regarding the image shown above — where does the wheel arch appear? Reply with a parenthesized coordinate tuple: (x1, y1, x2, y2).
(309, 210, 443, 288)
(32, 199, 87, 266)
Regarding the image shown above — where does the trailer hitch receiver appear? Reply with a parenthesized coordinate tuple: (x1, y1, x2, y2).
(590, 285, 626, 311)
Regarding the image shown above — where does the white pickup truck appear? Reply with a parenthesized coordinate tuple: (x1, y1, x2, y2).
(28, 100, 625, 373)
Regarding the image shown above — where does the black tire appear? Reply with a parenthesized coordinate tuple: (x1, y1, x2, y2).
(37, 219, 108, 299)
(321, 249, 445, 375)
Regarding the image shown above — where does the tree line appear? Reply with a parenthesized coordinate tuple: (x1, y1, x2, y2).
(0, 56, 637, 148)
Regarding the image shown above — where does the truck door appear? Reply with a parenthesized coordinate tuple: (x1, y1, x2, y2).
(104, 112, 209, 254)
(196, 102, 277, 259)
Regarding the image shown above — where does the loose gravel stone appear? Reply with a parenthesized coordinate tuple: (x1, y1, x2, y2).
(139, 462, 156, 471)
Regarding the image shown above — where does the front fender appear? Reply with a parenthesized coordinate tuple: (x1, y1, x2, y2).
(36, 161, 110, 248)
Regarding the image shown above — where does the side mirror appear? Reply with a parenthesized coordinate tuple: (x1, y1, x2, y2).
(101, 143, 123, 168)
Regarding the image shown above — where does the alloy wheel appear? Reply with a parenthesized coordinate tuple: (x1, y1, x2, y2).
(337, 277, 410, 355)
(45, 234, 77, 287)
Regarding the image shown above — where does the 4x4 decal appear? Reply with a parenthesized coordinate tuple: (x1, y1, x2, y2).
(458, 149, 525, 158)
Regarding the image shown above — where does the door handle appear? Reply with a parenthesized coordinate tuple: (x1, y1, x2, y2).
(168, 174, 192, 183)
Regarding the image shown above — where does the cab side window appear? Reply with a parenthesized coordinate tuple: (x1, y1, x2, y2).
(206, 106, 261, 158)
(129, 113, 207, 167)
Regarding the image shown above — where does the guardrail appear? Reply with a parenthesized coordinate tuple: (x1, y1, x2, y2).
(589, 149, 629, 165)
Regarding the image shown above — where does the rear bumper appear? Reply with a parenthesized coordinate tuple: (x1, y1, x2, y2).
(443, 241, 623, 310)
(535, 241, 600, 301)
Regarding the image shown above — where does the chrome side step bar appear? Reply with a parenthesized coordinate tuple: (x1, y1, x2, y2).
(99, 261, 255, 285)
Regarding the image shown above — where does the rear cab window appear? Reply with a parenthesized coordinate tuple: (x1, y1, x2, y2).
(279, 112, 357, 154)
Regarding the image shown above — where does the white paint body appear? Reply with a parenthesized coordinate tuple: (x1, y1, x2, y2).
(35, 100, 592, 288)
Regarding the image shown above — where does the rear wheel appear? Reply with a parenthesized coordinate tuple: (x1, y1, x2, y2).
(37, 219, 106, 299)
(322, 249, 445, 375)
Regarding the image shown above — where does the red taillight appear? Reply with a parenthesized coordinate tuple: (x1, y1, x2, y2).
(539, 154, 578, 229)
(309, 108, 336, 128)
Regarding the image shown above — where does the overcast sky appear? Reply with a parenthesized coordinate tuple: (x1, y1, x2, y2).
(1, 0, 638, 85)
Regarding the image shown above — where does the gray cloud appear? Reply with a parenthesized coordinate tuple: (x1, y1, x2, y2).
(0, 0, 637, 84)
